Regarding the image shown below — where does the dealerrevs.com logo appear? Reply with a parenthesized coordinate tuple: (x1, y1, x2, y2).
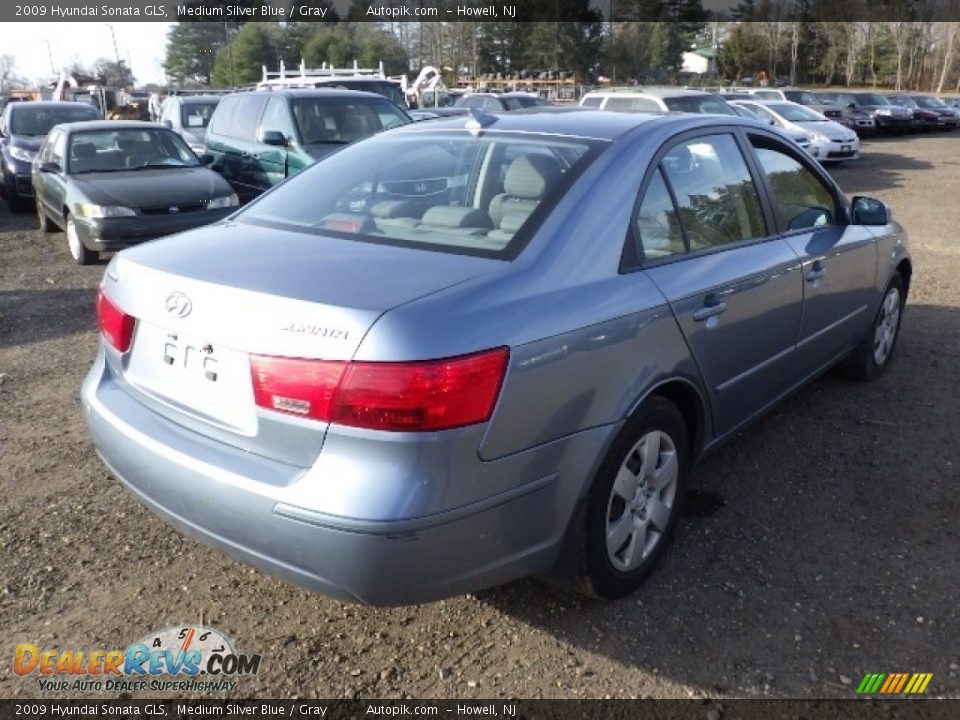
(13, 625, 261, 693)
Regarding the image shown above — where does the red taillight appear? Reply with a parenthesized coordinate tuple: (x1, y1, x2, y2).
(250, 356, 346, 422)
(250, 348, 509, 432)
(96, 287, 136, 353)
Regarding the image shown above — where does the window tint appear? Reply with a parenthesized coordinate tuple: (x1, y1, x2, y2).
(606, 96, 661, 112)
(240, 133, 596, 257)
(660, 134, 766, 251)
(635, 168, 684, 258)
(209, 95, 268, 140)
(751, 140, 837, 231)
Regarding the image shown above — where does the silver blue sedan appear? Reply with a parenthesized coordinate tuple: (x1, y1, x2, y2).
(82, 110, 911, 605)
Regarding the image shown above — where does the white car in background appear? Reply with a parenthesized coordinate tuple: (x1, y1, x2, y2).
(730, 99, 860, 163)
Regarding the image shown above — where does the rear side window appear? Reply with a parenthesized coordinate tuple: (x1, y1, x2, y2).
(580, 97, 603, 108)
(634, 169, 685, 258)
(660, 134, 766, 251)
(208, 95, 268, 140)
(750, 138, 838, 231)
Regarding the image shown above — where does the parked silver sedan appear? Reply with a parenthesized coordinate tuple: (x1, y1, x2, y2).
(83, 110, 911, 605)
(731, 99, 861, 163)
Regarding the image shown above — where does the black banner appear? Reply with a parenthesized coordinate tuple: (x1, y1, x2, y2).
(3, 700, 960, 720)
(5, 0, 960, 23)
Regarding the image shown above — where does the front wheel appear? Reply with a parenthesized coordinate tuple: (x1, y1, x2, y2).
(579, 396, 689, 600)
(839, 274, 905, 381)
(66, 214, 97, 266)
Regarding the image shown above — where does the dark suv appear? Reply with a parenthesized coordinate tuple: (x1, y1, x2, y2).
(205, 89, 411, 203)
(1, 101, 101, 212)
(820, 92, 914, 134)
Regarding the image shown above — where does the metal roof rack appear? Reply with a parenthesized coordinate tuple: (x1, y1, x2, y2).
(260, 59, 387, 85)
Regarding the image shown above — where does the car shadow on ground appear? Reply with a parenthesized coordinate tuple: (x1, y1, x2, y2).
(829, 149, 935, 194)
(476, 303, 960, 697)
(0, 288, 98, 347)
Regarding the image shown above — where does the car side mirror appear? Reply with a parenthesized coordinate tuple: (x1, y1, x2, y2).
(197, 153, 215, 166)
(39, 161, 61, 174)
(259, 130, 287, 147)
(851, 196, 890, 226)
(162, 119, 173, 129)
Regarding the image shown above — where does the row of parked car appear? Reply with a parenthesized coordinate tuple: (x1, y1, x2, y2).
(1, 83, 951, 266)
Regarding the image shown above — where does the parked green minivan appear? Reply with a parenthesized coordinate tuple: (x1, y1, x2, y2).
(205, 89, 411, 203)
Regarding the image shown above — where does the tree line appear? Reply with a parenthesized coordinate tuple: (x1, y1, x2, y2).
(155, 0, 960, 93)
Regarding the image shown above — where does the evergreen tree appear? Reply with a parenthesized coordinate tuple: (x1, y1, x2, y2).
(164, 22, 236, 86)
(211, 23, 276, 86)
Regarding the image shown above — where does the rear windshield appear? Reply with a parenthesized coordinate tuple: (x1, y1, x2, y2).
(854, 94, 891, 105)
(913, 96, 946, 108)
(502, 95, 550, 110)
(768, 103, 824, 122)
(239, 131, 600, 258)
(292, 97, 409, 144)
(181, 102, 218, 129)
(662, 96, 737, 116)
(783, 90, 820, 106)
(11, 105, 100, 135)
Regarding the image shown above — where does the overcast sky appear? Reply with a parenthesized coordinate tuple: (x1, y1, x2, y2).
(6, 22, 173, 86)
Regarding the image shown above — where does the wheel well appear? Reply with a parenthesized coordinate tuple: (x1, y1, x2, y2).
(896, 258, 912, 297)
(648, 380, 704, 458)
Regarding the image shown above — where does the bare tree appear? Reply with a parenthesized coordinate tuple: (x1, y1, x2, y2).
(0, 55, 20, 92)
(935, 22, 959, 92)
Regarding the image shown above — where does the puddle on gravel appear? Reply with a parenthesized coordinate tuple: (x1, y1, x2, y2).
(682, 489, 726, 518)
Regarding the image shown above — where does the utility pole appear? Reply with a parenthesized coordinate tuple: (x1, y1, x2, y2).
(104, 23, 126, 86)
(43, 39, 56, 74)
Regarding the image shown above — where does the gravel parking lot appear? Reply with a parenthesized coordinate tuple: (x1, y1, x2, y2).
(1, 133, 958, 700)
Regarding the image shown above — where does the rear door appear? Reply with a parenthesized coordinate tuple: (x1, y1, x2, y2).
(635, 131, 804, 436)
(746, 133, 877, 376)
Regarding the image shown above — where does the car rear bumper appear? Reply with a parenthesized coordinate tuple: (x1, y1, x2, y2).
(81, 349, 604, 605)
(75, 210, 234, 251)
(874, 115, 914, 131)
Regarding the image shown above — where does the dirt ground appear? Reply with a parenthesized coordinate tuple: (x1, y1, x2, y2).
(1, 134, 958, 701)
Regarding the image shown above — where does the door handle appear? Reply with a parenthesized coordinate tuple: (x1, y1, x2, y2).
(692, 297, 727, 322)
(805, 261, 825, 283)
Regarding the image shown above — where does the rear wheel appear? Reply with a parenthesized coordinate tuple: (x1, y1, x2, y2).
(66, 214, 97, 266)
(839, 274, 905, 381)
(579, 396, 689, 599)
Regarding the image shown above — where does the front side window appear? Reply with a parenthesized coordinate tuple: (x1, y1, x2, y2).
(10, 105, 100, 135)
(259, 97, 296, 140)
(68, 129, 199, 173)
(768, 103, 824, 122)
(292, 97, 408, 145)
(240, 132, 598, 257)
(659, 134, 766, 251)
(49, 130, 66, 165)
(750, 138, 838, 231)
(209, 95, 268, 140)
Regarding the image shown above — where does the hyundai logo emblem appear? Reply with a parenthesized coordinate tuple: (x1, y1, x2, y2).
(165, 291, 192, 319)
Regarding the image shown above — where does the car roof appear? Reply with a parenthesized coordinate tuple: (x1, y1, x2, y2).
(733, 98, 801, 107)
(226, 88, 385, 101)
(171, 95, 223, 104)
(59, 120, 167, 132)
(585, 87, 715, 99)
(8, 101, 97, 111)
(388, 107, 747, 141)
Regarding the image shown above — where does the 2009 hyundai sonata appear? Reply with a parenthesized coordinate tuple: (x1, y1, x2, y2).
(82, 110, 911, 605)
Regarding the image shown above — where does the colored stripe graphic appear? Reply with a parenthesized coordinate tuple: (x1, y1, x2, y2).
(855, 672, 932, 694)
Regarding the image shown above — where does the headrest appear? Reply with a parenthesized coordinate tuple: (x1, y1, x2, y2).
(72, 143, 96, 158)
(504, 154, 562, 199)
(420, 206, 493, 229)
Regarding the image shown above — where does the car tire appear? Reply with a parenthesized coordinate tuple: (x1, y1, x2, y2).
(37, 202, 57, 233)
(579, 396, 689, 600)
(839, 273, 906, 381)
(65, 214, 97, 266)
(5, 187, 29, 213)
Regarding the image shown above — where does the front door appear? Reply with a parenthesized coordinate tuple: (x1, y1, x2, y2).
(635, 132, 804, 436)
(746, 134, 878, 377)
